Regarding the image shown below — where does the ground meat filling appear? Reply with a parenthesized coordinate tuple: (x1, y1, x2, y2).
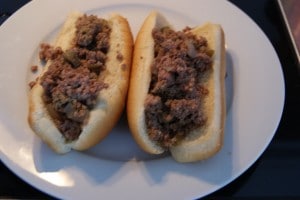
(144, 27, 213, 148)
(39, 15, 111, 141)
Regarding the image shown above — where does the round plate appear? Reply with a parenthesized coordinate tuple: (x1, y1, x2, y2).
(0, 0, 284, 199)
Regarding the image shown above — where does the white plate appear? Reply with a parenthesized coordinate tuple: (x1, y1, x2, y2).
(0, 0, 284, 199)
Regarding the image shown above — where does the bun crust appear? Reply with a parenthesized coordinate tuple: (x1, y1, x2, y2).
(127, 12, 169, 154)
(28, 12, 133, 153)
(127, 11, 226, 162)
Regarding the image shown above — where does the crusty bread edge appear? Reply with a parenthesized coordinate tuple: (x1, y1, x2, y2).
(28, 12, 133, 153)
(127, 11, 168, 154)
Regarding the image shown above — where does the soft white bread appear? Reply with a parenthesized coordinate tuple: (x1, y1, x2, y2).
(28, 11, 133, 153)
(127, 11, 226, 162)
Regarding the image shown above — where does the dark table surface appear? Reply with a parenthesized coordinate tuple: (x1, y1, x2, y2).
(1, 0, 300, 199)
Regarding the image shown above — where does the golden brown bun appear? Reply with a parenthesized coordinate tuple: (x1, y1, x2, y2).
(28, 11, 133, 153)
(127, 11, 226, 162)
(127, 12, 168, 155)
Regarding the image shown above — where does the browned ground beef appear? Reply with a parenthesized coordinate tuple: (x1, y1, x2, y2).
(38, 14, 111, 141)
(31, 65, 38, 72)
(144, 27, 212, 148)
(39, 43, 63, 61)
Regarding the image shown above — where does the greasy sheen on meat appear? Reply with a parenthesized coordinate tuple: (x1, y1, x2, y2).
(39, 14, 111, 141)
(144, 27, 213, 148)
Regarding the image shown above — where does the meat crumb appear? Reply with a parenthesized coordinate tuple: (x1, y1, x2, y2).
(116, 52, 123, 61)
(29, 81, 36, 89)
(121, 63, 127, 70)
(39, 43, 63, 61)
(31, 65, 38, 73)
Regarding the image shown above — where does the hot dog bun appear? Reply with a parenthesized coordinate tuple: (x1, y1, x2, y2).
(127, 11, 226, 162)
(28, 12, 133, 153)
